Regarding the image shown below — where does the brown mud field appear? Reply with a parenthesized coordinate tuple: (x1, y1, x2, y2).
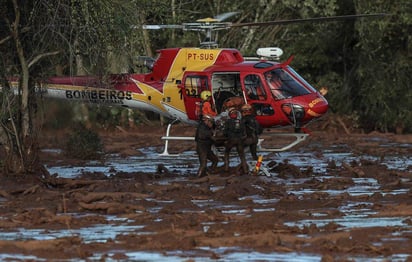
(0, 118, 412, 261)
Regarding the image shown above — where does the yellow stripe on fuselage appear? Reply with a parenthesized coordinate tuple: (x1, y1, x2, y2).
(161, 48, 223, 113)
(129, 79, 164, 111)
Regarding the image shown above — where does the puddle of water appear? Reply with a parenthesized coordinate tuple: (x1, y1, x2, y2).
(239, 195, 279, 204)
(90, 251, 188, 261)
(284, 200, 411, 233)
(0, 224, 146, 243)
(198, 249, 322, 262)
(45, 145, 412, 179)
(46, 147, 199, 178)
(285, 216, 410, 230)
(90, 249, 323, 262)
(0, 254, 47, 261)
(285, 200, 410, 230)
(66, 250, 412, 262)
(287, 176, 409, 197)
(346, 254, 410, 262)
(192, 199, 275, 215)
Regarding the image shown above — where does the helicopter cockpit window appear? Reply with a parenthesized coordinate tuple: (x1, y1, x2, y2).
(244, 74, 267, 101)
(264, 69, 310, 100)
(184, 76, 208, 98)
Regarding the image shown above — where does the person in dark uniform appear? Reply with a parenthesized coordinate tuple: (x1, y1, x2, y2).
(195, 114, 219, 177)
(222, 108, 248, 175)
(240, 103, 262, 160)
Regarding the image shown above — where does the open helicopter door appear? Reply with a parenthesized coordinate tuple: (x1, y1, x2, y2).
(242, 73, 278, 127)
(160, 72, 211, 156)
(179, 72, 211, 121)
(210, 72, 243, 113)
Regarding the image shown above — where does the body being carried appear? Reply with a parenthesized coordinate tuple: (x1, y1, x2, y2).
(194, 94, 262, 176)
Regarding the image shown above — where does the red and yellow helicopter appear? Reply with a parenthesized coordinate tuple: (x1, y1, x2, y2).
(6, 12, 385, 153)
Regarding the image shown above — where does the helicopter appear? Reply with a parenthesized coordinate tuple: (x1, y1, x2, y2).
(4, 12, 385, 154)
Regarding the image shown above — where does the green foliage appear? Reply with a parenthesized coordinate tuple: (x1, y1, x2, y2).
(68, 0, 139, 74)
(64, 123, 104, 160)
(354, 0, 412, 132)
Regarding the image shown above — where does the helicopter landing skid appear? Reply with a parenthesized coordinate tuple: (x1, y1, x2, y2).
(159, 122, 195, 156)
(160, 121, 309, 156)
(257, 133, 309, 152)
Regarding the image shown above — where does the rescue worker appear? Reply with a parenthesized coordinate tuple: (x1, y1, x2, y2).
(195, 114, 219, 177)
(223, 107, 248, 175)
(199, 90, 217, 119)
(241, 104, 263, 160)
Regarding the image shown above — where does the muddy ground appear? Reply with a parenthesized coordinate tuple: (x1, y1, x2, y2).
(0, 117, 411, 261)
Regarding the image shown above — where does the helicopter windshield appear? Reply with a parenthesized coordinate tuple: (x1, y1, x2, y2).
(264, 69, 311, 100)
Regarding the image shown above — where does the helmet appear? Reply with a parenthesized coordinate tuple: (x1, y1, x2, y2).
(228, 108, 239, 119)
(241, 104, 253, 116)
(200, 90, 212, 101)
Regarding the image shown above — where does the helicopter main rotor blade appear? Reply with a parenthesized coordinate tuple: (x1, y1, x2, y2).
(142, 12, 240, 30)
(230, 13, 387, 28)
(214, 12, 239, 22)
(142, 24, 184, 30)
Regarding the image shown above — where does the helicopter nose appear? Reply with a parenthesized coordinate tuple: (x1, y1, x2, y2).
(306, 96, 328, 117)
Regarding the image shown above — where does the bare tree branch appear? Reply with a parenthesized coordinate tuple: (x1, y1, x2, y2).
(28, 50, 61, 68)
(0, 35, 12, 45)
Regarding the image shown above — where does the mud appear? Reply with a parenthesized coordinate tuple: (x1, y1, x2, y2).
(0, 118, 411, 261)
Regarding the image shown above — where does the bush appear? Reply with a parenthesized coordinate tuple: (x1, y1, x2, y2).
(64, 123, 104, 160)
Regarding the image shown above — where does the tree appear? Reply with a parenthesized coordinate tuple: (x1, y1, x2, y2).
(354, 0, 412, 132)
(1, 0, 64, 175)
(0, 0, 137, 175)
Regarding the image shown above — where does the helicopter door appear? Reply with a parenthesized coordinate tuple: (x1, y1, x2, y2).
(244, 74, 267, 101)
(211, 72, 242, 113)
(243, 74, 274, 116)
(180, 74, 210, 121)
